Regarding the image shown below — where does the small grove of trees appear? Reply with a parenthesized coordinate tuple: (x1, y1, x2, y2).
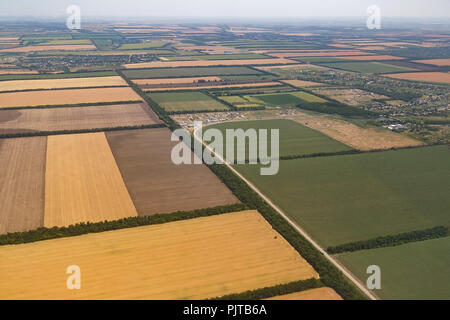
(327, 226, 449, 254)
(207, 163, 367, 300)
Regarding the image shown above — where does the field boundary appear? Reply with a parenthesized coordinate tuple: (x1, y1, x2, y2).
(212, 278, 323, 300)
(0, 123, 166, 139)
(0, 203, 248, 245)
(195, 129, 374, 300)
(327, 226, 449, 254)
(0, 100, 143, 111)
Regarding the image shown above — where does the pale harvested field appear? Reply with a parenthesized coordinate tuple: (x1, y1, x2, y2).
(0, 76, 127, 92)
(106, 128, 239, 216)
(123, 58, 295, 69)
(334, 55, 405, 61)
(0, 69, 38, 75)
(383, 72, 450, 84)
(412, 59, 450, 67)
(0, 137, 46, 234)
(0, 87, 142, 108)
(133, 76, 222, 85)
(268, 51, 368, 58)
(44, 132, 138, 228)
(0, 103, 160, 134)
(0, 45, 96, 53)
(282, 79, 324, 87)
(266, 288, 342, 300)
(296, 116, 424, 150)
(143, 81, 282, 92)
(0, 210, 318, 300)
(309, 87, 389, 106)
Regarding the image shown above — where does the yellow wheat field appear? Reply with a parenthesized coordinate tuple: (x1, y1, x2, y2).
(123, 58, 295, 69)
(266, 288, 343, 300)
(0, 76, 128, 92)
(44, 132, 138, 228)
(0, 210, 318, 300)
(0, 87, 142, 108)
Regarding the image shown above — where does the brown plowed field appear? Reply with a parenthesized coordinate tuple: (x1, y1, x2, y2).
(0, 103, 160, 134)
(44, 132, 138, 228)
(266, 287, 342, 300)
(412, 59, 450, 67)
(0, 137, 46, 234)
(383, 72, 450, 84)
(106, 128, 239, 215)
(0, 87, 142, 109)
(0, 210, 318, 300)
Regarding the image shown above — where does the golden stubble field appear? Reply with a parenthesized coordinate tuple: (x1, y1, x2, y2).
(0, 87, 142, 108)
(0, 210, 318, 300)
(266, 288, 342, 300)
(44, 132, 138, 227)
(0, 76, 128, 92)
(123, 58, 295, 69)
(0, 137, 46, 234)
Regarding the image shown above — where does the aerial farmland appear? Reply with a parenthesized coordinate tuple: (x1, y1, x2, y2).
(0, 1, 448, 306)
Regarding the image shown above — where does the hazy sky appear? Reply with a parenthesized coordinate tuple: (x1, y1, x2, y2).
(1, 0, 449, 18)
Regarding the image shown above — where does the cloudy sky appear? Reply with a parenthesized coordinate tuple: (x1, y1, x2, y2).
(1, 0, 449, 18)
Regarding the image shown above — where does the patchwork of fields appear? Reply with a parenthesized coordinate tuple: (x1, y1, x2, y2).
(44, 132, 139, 227)
(337, 237, 450, 300)
(232, 146, 450, 247)
(106, 128, 239, 215)
(0, 23, 449, 301)
(0, 210, 318, 299)
(209, 119, 352, 160)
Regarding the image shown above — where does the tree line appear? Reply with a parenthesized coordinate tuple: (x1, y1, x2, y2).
(327, 226, 449, 254)
(213, 278, 323, 300)
(0, 203, 248, 246)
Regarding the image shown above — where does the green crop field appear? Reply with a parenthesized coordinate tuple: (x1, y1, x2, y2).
(118, 41, 167, 50)
(218, 96, 248, 104)
(149, 91, 229, 112)
(319, 61, 416, 74)
(249, 91, 326, 106)
(337, 237, 450, 299)
(232, 146, 450, 247)
(35, 39, 92, 45)
(0, 71, 117, 81)
(208, 119, 352, 160)
(122, 66, 263, 79)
